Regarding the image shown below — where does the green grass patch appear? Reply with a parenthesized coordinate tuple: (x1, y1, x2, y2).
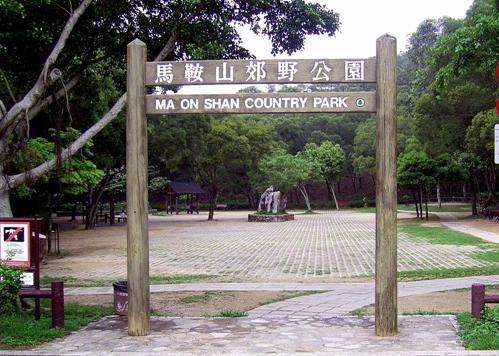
(399, 224, 485, 246)
(297, 210, 319, 215)
(213, 310, 248, 318)
(398, 265, 499, 281)
(41, 274, 215, 288)
(472, 250, 499, 263)
(0, 302, 113, 349)
(458, 307, 499, 350)
(351, 307, 368, 318)
(401, 310, 453, 316)
(179, 292, 221, 304)
(348, 207, 376, 213)
(352, 204, 471, 214)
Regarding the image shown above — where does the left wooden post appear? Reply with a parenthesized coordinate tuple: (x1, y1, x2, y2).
(126, 39, 150, 336)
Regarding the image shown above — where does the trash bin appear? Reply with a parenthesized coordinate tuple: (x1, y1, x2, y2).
(113, 281, 128, 316)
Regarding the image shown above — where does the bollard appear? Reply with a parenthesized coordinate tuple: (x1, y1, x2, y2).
(471, 283, 485, 319)
(51, 281, 65, 328)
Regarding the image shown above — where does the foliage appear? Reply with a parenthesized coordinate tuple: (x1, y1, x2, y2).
(397, 148, 436, 189)
(0, 262, 23, 315)
(13, 129, 104, 197)
(458, 307, 499, 350)
(258, 149, 314, 194)
(0, 302, 113, 348)
(465, 109, 498, 162)
(149, 177, 170, 192)
(431, 8, 499, 90)
(304, 141, 345, 183)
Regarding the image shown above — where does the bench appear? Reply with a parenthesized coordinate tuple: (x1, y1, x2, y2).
(19, 281, 64, 328)
(471, 283, 499, 319)
(482, 208, 499, 221)
(216, 204, 228, 210)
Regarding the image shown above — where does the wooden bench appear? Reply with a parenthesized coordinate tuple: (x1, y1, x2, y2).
(471, 283, 499, 319)
(482, 208, 499, 221)
(216, 204, 228, 210)
(19, 281, 64, 328)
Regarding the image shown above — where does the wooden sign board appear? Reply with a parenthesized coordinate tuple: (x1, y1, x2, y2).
(146, 91, 376, 115)
(146, 58, 375, 86)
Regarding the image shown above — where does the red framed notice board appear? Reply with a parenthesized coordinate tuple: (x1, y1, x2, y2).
(0, 219, 31, 268)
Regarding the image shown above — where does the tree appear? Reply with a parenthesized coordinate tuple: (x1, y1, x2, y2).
(465, 109, 498, 201)
(0, 0, 341, 216)
(433, 153, 468, 208)
(397, 143, 436, 220)
(258, 149, 316, 211)
(352, 118, 376, 184)
(304, 141, 345, 210)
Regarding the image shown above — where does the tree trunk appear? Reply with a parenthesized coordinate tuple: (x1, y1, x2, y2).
(412, 190, 419, 218)
(325, 178, 334, 202)
(425, 187, 429, 220)
(418, 186, 424, 220)
(437, 181, 441, 209)
(462, 182, 467, 199)
(470, 175, 478, 216)
(329, 182, 340, 211)
(298, 184, 312, 211)
(109, 192, 115, 225)
(0, 187, 12, 217)
(85, 172, 111, 229)
(208, 188, 217, 221)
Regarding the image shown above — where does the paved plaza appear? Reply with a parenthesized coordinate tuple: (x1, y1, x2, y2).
(29, 315, 465, 354)
(45, 211, 490, 281)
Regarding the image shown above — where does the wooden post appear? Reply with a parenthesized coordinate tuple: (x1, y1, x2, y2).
(126, 39, 150, 336)
(471, 284, 485, 319)
(51, 281, 65, 328)
(375, 34, 397, 336)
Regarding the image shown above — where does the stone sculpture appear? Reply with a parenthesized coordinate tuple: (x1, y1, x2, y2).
(258, 186, 283, 213)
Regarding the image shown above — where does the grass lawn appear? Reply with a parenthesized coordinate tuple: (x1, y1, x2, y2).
(458, 307, 499, 350)
(349, 204, 471, 214)
(398, 265, 499, 281)
(399, 224, 485, 246)
(0, 302, 113, 349)
(41, 274, 215, 288)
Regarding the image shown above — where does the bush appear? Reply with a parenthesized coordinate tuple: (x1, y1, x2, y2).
(458, 307, 499, 350)
(0, 263, 24, 315)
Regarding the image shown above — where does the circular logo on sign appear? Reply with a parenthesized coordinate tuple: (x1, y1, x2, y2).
(356, 98, 365, 107)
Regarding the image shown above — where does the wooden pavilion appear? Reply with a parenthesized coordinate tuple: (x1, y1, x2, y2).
(165, 182, 206, 214)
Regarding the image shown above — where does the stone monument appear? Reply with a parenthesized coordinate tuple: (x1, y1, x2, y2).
(249, 186, 294, 222)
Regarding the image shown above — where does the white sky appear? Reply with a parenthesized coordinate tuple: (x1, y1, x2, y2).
(180, 0, 473, 94)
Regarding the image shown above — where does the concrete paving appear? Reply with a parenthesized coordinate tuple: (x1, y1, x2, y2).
(43, 211, 490, 281)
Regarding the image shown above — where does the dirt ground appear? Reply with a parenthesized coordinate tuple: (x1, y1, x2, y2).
(65, 291, 312, 317)
(357, 286, 499, 315)
(461, 219, 499, 234)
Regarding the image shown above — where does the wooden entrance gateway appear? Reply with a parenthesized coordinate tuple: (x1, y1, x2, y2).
(126, 35, 397, 337)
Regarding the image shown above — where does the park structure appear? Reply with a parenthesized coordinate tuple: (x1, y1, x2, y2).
(126, 34, 397, 336)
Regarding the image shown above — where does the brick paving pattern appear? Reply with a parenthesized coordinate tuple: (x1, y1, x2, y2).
(44, 211, 489, 281)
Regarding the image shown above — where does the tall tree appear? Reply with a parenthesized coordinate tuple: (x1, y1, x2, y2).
(0, 0, 341, 216)
(304, 141, 345, 210)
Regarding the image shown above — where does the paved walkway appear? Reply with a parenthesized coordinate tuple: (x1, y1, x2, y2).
(7, 275, 497, 354)
(28, 315, 468, 354)
(44, 211, 489, 281)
